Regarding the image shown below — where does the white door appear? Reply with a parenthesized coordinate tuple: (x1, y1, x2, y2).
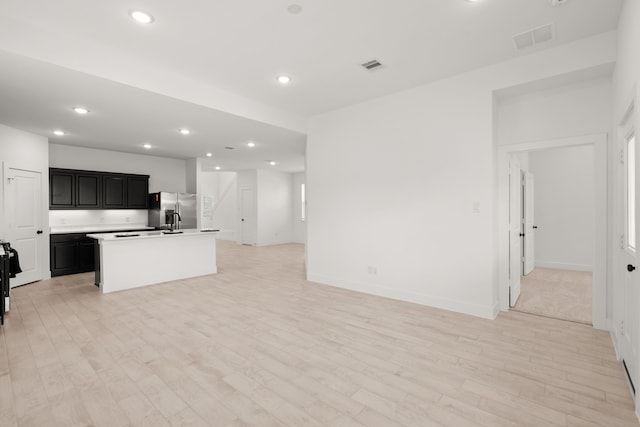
(509, 158, 522, 307)
(522, 171, 535, 276)
(5, 168, 43, 287)
(621, 129, 639, 394)
(240, 188, 255, 245)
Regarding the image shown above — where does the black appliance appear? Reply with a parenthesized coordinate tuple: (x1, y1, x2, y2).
(0, 241, 12, 325)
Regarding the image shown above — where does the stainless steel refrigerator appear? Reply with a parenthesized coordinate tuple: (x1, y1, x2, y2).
(148, 192, 197, 230)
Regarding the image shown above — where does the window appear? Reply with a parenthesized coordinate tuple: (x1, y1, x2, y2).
(628, 134, 636, 251)
(301, 183, 306, 221)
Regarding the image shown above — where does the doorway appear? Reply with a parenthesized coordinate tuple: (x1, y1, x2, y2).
(508, 145, 595, 324)
(497, 134, 607, 329)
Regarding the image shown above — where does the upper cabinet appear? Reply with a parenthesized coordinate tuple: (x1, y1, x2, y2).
(50, 170, 75, 208)
(103, 174, 127, 208)
(76, 172, 101, 208)
(49, 168, 149, 210)
(127, 175, 149, 209)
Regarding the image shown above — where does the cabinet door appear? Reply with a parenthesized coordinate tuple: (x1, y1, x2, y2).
(127, 176, 149, 208)
(103, 175, 127, 208)
(51, 241, 78, 276)
(77, 239, 95, 272)
(50, 170, 75, 208)
(76, 173, 101, 208)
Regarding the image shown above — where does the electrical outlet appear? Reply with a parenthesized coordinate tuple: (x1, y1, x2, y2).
(368, 266, 377, 275)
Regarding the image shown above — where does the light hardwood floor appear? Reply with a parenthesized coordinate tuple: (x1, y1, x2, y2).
(0, 240, 637, 426)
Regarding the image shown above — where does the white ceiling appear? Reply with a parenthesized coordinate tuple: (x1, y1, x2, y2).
(0, 0, 623, 171)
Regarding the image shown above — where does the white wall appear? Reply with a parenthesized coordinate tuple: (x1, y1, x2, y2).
(49, 144, 187, 193)
(0, 124, 50, 278)
(292, 172, 306, 244)
(529, 145, 595, 271)
(235, 169, 295, 246)
(257, 169, 293, 246)
(185, 158, 198, 194)
(199, 170, 237, 241)
(498, 77, 612, 145)
(307, 31, 616, 319)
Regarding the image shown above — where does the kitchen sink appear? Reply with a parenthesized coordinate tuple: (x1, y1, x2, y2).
(162, 230, 183, 234)
(114, 233, 140, 238)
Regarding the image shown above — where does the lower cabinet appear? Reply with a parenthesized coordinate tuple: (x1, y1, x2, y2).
(50, 234, 95, 277)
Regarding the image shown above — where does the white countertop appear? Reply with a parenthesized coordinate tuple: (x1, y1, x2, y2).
(88, 228, 219, 241)
(50, 224, 154, 234)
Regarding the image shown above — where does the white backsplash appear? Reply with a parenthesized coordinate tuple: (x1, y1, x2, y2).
(49, 210, 148, 228)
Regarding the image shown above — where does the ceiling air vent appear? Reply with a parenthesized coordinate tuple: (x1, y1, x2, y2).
(224, 146, 235, 150)
(513, 23, 555, 51)
(361, 59, 383, 71)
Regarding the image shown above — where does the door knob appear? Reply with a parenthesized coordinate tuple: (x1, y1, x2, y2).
(533, 226, 538, 229)
(628, 264, 636, 272)
(241, 218, 245, 222)
(36, 230, 43, 234)
(519, 233, 525, 237)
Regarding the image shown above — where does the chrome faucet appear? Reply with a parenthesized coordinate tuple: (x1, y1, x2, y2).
(165, 210, 182, 231)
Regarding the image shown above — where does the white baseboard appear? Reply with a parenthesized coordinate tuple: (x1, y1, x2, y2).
(535, 260, 593, 272)
(307, 273, 496, 319)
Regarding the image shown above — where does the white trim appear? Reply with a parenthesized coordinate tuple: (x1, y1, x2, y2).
(496, 133, 608, 330)
(3, 164, 48, 286)
(534, 261, 593, 272)
(308, 274, 497, 320)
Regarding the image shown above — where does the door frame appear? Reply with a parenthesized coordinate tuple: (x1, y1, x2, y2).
(497, 133, 608, 329)
(3, 164, 48, 285)
(508, 156, 522, 307)
(614, 98, 638, 407)
(522, 171, 535, 276)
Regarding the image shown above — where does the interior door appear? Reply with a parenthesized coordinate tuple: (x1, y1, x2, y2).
(622, 129, 639, 394)
(5, 168, 43, 287)
(522, 171, 535, 276)
(240, 188, 255, 245)
(509, 158, 522, 307)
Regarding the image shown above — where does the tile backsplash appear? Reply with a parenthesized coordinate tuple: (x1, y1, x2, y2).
(49, 210, 148, 227)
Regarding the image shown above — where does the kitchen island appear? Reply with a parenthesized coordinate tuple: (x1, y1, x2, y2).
(88, 229, 217, 293)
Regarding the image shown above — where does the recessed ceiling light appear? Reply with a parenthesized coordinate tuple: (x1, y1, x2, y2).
(53, 130, 65, 136)
(268, 161, 277, 166)
(206, 152, 212, 157)
(179, 128, 191, 135)
(247, 141, 256, 147)
(72, 107, 90, 115)
(465, 0, 480, 3)
(129, 9, 154, 24)
(215, 166, 221, 170)
(143, 143, 152, 149)
(277, 75, 291, 84)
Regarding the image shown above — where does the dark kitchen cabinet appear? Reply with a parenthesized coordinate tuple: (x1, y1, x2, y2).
(49, 168, 149, 210)
(50, 170, 75, 208)
(50, 233, 95, 277)
(127, 176, 149, 208)
(103, 175, 127, 208)
(76, 173, 101, 208)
